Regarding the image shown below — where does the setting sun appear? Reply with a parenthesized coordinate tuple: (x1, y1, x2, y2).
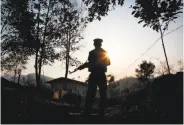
(106, 49, 118, 62)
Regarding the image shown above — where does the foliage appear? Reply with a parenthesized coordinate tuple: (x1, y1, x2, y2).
(1, 0, 87, 86)
(107, 74, 120, 99)
(56, 3, 88, 78)
(135, 60, 155, 83)
(155, 60, 175, 76)
(1, 0, 36, 56)
(131, 0, 183, 75)
(107, 74, 115, 83)
(105, 73, 183, 124)
(82, 0, 124, 22)
(177, 59, 183, 72)
(83, 0, 183, 24)
(63, 93, 81, 106)
(1, 53, 27, 73)
(1, 52, 27, 82)
(131, 0, 183, 32)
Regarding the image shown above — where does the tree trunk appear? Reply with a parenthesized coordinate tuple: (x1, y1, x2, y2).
(38, 58, 42, 88)
(65, 30, 71, 79)
(35, 50, 40, 88)
(159, 23, 170, 74)
(64, 30, 70, 90)
(13, 65, 17, 82)
(65, 53, 69, 79)
(18, 73, 21, 84)
(64, 55, 69, 90)
(65, 57, 69, 79)
(65, 29, 70, 79)
(38, 47, 44, 88)
(13, 71, 16, 82)
(35, 0, 41, 89)
(37, 0, 51, 88)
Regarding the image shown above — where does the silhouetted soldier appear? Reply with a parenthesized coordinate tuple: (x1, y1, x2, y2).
(77, 38, 111, 118)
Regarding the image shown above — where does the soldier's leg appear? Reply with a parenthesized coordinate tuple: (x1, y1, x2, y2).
(83, 79, 97, 115)
(98, 74, 107, 116)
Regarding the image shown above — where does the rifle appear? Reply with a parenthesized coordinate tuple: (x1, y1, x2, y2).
(69, 62, 89, 74)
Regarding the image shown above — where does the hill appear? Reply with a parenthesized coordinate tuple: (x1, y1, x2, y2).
(3, 73, 53, 83)
(116, 77, 139, 91)
(2, 73, 54, 89)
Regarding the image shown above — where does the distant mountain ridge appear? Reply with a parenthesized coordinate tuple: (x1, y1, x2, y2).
(2, 73, 140, 91)
(1, 73, 54, 87)
(116, 77, 139, 91)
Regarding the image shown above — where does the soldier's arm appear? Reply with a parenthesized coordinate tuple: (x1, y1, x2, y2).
(78, 62, 89, 70)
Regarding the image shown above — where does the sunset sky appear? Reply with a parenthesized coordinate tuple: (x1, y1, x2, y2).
(23, 0, 183, 82)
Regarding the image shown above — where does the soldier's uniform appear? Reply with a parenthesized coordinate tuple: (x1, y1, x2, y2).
(83, 38, 110, 117)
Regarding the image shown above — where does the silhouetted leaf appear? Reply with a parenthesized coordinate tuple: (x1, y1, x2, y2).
(133, 6, 138, 9)
(143, 24, 147, 27)
(82, 0, 125, 22)
(131, 11, 136, 15)
(134, 12, 140, 18)
(173, 16, 178, 19)
(138, 20, 144, 24)
(130, 0, 183, 34)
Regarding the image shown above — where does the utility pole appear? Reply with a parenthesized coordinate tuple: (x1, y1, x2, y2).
(159, 23, 171, 74)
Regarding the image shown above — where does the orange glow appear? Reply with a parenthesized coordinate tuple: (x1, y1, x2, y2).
(53, 91, 59, 99)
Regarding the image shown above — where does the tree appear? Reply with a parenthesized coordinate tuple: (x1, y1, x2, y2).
(177, 59, 183, 72)
(21, 76, 27, 85)
(28, 0, 61, 88)
(107, 74, 120, 98)
(155, 60, 175, 76)
(57, 3, 88, 79)
(1, 52, 27, 83)
(17, 69, 23, 84)
(131, 0, 183, 74)
(107, 74, 115, 83)
(1, 0, 85, 88)
(1, 0, 39, 85)
(1, 0, 36, 57)
(82, 0, 124, 22)
(135, 60, 155, 83)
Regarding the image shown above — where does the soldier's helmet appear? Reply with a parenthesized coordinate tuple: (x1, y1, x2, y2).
(93, 38, 103, 43)
(93, 38, 103, 46)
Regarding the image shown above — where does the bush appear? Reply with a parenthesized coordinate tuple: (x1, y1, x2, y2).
(106, 98, 121, 107)
(63, 93, 81, 106)
(104, 72, 183, 124)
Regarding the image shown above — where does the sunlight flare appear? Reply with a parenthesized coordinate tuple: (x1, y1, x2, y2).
(106, 49, 118, 62)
